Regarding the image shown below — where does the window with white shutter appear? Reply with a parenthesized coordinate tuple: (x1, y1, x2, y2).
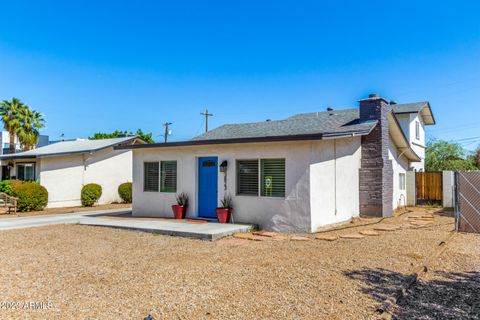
(144, 162, 159, 192)
(160, 161, 177, 193)
(237, 160, 259, 196)
(261, 159, 285, 197)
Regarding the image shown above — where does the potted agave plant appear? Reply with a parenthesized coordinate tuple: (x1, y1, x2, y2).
(216, 194, 233, 223)
(171, 192, 188, 219)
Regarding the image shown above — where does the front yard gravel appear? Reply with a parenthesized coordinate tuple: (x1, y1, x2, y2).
(0, 209, 477, 319)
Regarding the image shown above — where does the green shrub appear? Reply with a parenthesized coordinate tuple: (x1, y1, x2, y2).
(118, 182, 132, 203)
(14, 182, 48, 212)
(81, 183, 102, 206)
(0, 179, 25, 196)
(0, 180, 12, 195)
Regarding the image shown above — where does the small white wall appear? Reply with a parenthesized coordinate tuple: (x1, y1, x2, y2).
(309, 137, 361, 231)
(38, 148, 132, 208)
(389, 136, 409, 210)
(442, 171, 455, 209)
(132, 138, 362, 232)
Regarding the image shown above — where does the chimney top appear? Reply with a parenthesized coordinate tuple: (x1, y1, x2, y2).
(327, 107, 334, 111)
(368, 93, 380, 99)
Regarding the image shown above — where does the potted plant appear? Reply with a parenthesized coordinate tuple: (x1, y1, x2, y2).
(172, 192, 188, 219)
(216, 194, 233, 223)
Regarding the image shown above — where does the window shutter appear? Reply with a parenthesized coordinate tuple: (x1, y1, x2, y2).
(160, 161, 177, 192)
(144, 162, 159, 192)
(261, 159, 285, 197)
(237, 160, 259, 195)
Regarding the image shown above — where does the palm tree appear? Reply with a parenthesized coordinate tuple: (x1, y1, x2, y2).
(0, 98, 26, 153)
(17, 107, 45, 151)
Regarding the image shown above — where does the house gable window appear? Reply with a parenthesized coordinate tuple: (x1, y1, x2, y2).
(415, 121, 420, 140)
(399, 173, 406, 190)
(160, 161, 177, 193)
(144, 162, 159, 192)
(17, 163, 35, 181)
(236, 158, 285, 198)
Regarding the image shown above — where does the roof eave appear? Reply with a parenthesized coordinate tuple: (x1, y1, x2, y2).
(115, 127, 375, 150)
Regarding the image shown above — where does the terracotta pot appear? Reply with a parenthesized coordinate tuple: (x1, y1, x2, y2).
(171, 205, 187, 219)
(216, 208, 231, 223)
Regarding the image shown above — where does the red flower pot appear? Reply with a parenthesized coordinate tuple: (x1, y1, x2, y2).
(216, 208, 231, 223)
(171, 205, 187, 219)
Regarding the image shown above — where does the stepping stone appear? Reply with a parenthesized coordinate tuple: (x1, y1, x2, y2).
(374, 226, 399, 232)
(410, 220, 434, 226)
(339, 233, 365, 239)
(359, 230, 380, 236)
(271, 235, 287, 241)
(315, 234, 338, 241)
(233, 232, 255, 240)
(291, 236, 311, 241)
(251, 235, 273, 241)
(252, 231, 278, 237)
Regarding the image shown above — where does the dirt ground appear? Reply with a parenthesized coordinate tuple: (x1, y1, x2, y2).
(0, 208, 478, 319)
(0, 203, 131, 218)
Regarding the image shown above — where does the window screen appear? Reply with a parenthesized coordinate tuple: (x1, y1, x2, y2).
(399, 173, 406, 190)
(261, 159, 285, 197)
(237, 160, 259, 195)
(160, 161, 177, 192)
(144, 162, 159, 192)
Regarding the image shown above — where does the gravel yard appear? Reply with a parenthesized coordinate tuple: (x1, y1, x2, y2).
(0, 208, 478, 319)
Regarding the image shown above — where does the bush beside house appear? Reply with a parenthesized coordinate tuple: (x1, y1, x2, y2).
(118, 182, 132, 203)
(13, 182, 48, 212)
(81, 183, 102, 206)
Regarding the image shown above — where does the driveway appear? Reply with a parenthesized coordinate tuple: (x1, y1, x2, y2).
(0, 208, 132, 230)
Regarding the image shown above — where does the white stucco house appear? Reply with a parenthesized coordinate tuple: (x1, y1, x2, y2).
(117, 94, 435, 232)
(0, 136, 145, 208)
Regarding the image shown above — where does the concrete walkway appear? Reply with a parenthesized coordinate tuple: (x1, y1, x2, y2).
(0, 209, 253, 240)
(0, 208, 132, 231)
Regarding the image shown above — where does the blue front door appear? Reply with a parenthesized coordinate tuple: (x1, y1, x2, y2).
(198, 157, 218, 218)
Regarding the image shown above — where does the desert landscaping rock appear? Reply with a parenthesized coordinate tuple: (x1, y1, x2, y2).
(315, 234, 338, 241)
(359, 230, 380, 236)
(233, 232, 255, 240)
(290, 236, 311, 241)
(374, 226, 399, 232)
(339, 233, 365, 239)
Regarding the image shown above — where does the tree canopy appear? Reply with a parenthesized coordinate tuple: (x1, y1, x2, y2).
(89, 129, 154, 144)
(425, 139, 478, 171)
(0, 98, 45, 151)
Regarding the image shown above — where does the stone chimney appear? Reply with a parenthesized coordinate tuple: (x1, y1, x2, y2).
(358, 94, 393, 217)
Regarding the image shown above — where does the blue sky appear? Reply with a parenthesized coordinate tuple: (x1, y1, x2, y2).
(0, 1, 479, 148)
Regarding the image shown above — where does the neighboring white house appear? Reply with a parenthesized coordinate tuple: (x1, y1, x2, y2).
(0, 136, 145, 208)
(0, 131, 50, 180)
(117, 94, 435, 232)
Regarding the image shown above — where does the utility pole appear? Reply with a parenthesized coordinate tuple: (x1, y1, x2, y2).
(163, 122, 172, 143)
(200, 109, 214, 132)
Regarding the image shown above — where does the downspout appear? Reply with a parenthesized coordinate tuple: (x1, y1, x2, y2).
(334, 139, 337, 216)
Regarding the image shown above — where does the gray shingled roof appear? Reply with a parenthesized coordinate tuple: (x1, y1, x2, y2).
(192, 108, 376, 141)
(392, 101, 435, 125)
(392, 102, 428, 113)
(0, 136, 139, 160)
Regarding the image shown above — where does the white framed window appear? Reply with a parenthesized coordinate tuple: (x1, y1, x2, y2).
(415, 121, 420, 140)
(144, 162, 159, 192)
(236, 158, 285, 198)
(399, 173, 406, 191)
(17, 163, 35, 181)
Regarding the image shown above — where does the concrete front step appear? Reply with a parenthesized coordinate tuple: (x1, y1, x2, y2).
(79, 217, 253, 240)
